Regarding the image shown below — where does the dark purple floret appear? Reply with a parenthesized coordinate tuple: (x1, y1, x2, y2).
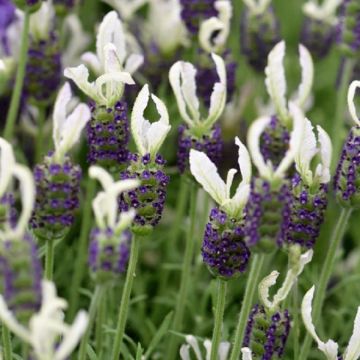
(244, 178, 291, 253)
(240, 6, 281, 72)
(0, 233, 42, 325)
(177, 124, 223, 174)
(0, 0, 16, 56)
(179, 0, 218, 35)
(87, 101, 130, 171)
(284, 174, 328, 250)
(88, 227, 131, 283)
(337, 0, 360, 56)
(260, 116, 290, 169)
(30, 154, 82, 240)
(301, 17, 337, 59)
(334, 126, 360, 208)
(195, 50, 236, 107)
(243, 304, 291, 359)
(24, 32, 62, 105)
(202, 207, 250, 279)
(119, 153, 170, 235)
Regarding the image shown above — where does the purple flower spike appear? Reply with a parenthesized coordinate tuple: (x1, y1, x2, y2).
(0, 233, 42, 325)
(119, 153, 170, 235)
(88, 228, 131, 284)
(179, 0, 218, 35)
(201, 207, 250, 279)
(87, 101, 130, 170)
(243, 304, 291, 359)
(30, 154, 82, 240)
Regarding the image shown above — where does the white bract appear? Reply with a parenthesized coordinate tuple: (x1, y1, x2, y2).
(169, 53, 227, 136)
(293, 106, 332, 187)
(242, 0, 272, 15)
(29, 1, 54, 41)
(199, 0, 232, 53)
(89, 166, 139, 234)
(247, 102, 304, 182)
(179, 335, 230, 360)
(302, 286, 360, 360)
(0, 280, 88, 360)
(102, 0, 148, 21)
(189, 137, 251, 218)
(52, 82, 91, 163)
(131, 84, 171, 158)
(265, 41, 314, 126)
(64, 11, 139, 107)
(303, 0, 342, 24)
(259, 249, 313, 311)
(348, 80, 360, 127)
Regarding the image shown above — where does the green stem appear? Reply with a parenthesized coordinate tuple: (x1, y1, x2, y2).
(210, 279, 228, 360)
(299, 208, 352, 359)
(96, 288, 106, 356)
(165, 182, 197, 360)
(35, 106, 46, 163)
(229, 254, 266, 360)
(111, 234, 141, 360)
(45, 240, 55, 280)
(78, 285, 104, 360)
(68, 178, 96, 320)
(292, 283, 299, 360)
(3, 11, 30, 141)
(331, 58, 355, 171)
(2, 325, 11, 360)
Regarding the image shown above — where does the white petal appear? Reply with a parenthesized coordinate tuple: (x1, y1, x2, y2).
(81, 52, 102, 75)
(180, 344, 191, 360)
(226, 169, 237, 199)
(103, 43, 123, 73)
(53, 82, 72, 152)
(189, 149, 226, 205)
(294, 45, 314, 109)
(235, 136, 252, 184)
(247, 116, 273, 179)
(223, 183, 250, 218)
(204, 339, 211, 360)
(146, 121, 171, 157)
(218, 341, 231, 360)
(347, 81, 360, 126)
(92, 192, 108, 229)
(115, 209, 136, 234)
(301, 286, 339, 360)
(0, 138, 15, 197)
(124, 53, 144, 74)
(316, 126, 332, 184)
(29, 2, 53, 41)
(265, 41, 288, 123)
(89, 166, 114, 189)
(185, 335, 203, 360)
(241, 347, 253, 360)
(199, 17, 224, 53)
(344, 307, 360, 360)
(55, 311, 88, 360)
(258, 270, 279, 309)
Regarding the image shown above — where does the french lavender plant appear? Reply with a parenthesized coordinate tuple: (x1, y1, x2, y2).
(240, 0, 280, 72)
(240, 250, 313, 360)
(301, 0, 341, 59)
(190, 137, 252, 360)
(301, 285, 360, 360)
(30, 83, 90, 251)
(169, 53, 226, 173)
(285, 107, 332, 251)
(65, 10, 142, 172)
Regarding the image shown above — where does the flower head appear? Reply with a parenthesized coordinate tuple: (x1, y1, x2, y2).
(190, 136, 251, 219)
(169, 53, 227, 137)
(302, 285, 360, 360)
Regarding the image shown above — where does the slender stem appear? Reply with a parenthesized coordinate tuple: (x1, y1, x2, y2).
(95, 288, 106, 356)
(292, 283, 299, 360)
(45, 240, 55, 280)
(2, 325, 11, 360)
(111, 234, 141, 360)
(299, 208, 352, 359)
(78, 285, 104, 360)
(210, 279, 228, 360)
(3, 11, 30, 141)
(165, 182, 197, 360)
(229, 254, 266, 360)
(35, 106, 46, 163)
(68, 178, 96, 320)
(331, 58, 355, 171)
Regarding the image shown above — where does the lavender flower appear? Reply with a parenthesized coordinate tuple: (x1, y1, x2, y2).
(169, 53, 226, 173)
(334, 81, 360, 207)
(0, 0, 16, 56)
(88, 166, 139, 283)
(286, 113, 332, 250)
(240, 0, 280, 72)
(119, 85, 171, 235)
(30, 83, 90, 240)
(190, 137, 252, 279)
(338, 0, 360, 57)
(179, 0, 218, 35)
(300, 0, 340, 59)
